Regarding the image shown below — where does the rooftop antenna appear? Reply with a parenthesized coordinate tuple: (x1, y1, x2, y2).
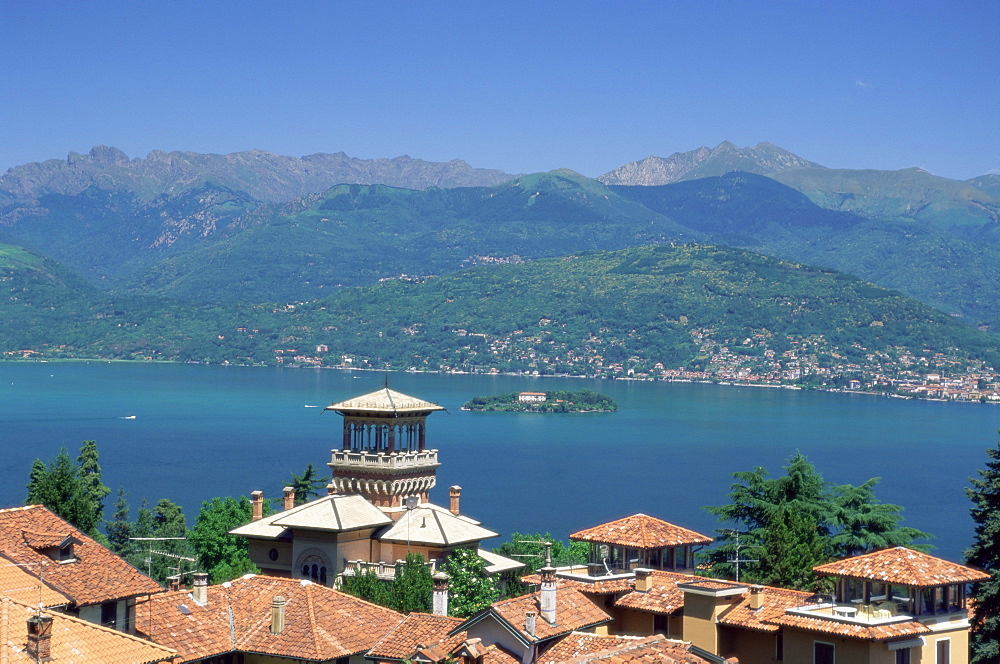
(129, 537, 194, 577)
(513, 539, 553, 568)
(724, 530, 758, 583)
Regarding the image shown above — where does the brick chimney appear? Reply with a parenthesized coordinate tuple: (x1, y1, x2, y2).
(433, 572, 450, 616)
(634, 568, 653, 592)
(271, 596, 286, 634)
(750, 585, 764, 611)
(251, 490, 264, 521)
(524, 611, 537, 637)
(539, 566, 557, 625)
(326, 482, 337, 496)
(449, 485, 462, 515)
(26, 613, 53, 661)
(192, 572, 209, 606)
(283, 486, 296, 510)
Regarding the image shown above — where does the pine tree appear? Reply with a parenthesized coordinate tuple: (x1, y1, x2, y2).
(288, 463, 326, 505)
(966, 437, 1000, 663)
(391, 552, 433, 613)
(106, 487, 132, 556)
(77, 440, 110, 525)
(757, 506, 831, 591)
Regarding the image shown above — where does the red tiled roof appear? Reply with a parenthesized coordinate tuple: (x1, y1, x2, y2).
(715, 586, 812, 633)
(0, 505, 163, 606)
(521, 574, 636, 596)
(813, 547, 990, 587)
(614, 571, 703, 614)
(541, 633, 712, 663)
(570, 515, 712, 549)
(137, 575, 403, 662)
(483, 587, 612, 644)
(0, 598, 177, 663)
(369, 612, 463, 660)
(768, 612, 930, 641)
(0, 553, 71, 608)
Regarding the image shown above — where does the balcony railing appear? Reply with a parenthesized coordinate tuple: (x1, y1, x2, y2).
(330, 449, 440, 472)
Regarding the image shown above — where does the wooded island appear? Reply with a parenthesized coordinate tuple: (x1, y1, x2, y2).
(462, 389, 617, 413)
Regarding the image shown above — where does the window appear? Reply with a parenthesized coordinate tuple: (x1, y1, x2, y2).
(936, 639, 950, 664)
(814, 641, 834, 664)
(896, 648, 911, 664)
(776, 632, 783, 661)
(101, 601, 117, 630)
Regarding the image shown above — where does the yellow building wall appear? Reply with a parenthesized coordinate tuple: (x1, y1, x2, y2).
(920, 627, 970, 664)
(682, 594, 723, 654)
(613, 608, 654, 636)
(717, 626, 779, 664)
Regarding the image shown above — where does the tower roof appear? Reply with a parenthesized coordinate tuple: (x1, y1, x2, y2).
(325, 388, 445, 415)
(813, 546, 989, 587)
(570, 514, 713, 549)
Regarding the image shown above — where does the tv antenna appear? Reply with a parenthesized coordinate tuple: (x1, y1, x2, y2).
(129, 537, 195, 577)
(724, 530, 758, 582)
(513, 539, 553, 568)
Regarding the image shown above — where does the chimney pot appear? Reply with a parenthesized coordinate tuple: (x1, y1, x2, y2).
(26, 614, 53, 661)
(540, 566, 557, 625)
(449, 485, 462, 515)
(524, 611, 537, 637)
(750, 585, 764, 611)
(283, 486, 296, 510)
(271, 595, 287, 634)
(251, 490, 264, 521)
(326, 482, 337, 496)
(192, 572, 209, 606)
(433, 572, 450, 616)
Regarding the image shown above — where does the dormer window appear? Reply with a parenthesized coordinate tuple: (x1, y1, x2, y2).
(57, 541, 76, 562)
(22, 530, 79, 563)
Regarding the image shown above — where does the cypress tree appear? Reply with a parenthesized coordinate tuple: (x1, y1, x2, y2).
(966, 437, 1000, 663)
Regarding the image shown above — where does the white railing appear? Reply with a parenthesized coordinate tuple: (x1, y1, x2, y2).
(341, 558, 437, 580)
(330, 449, 439, 470)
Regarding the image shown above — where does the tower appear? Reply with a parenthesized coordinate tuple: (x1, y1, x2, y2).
(324, 387, 445, 509)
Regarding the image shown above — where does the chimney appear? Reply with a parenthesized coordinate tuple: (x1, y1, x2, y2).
(26, 614, 53, 661)
(524, 611, 537, 637)
(634, 568, 653, 592)
(433, 572, 450, 616)
(251, 490, 264, 521)
(326, 482, 337, 496)
(192, 572, 209, 606)
(750, 585, 764, 611)
(167, 575, 181, 592)
(283, 486, 296, 510)
(449, 485, 462, 515)
(539, 566, 557, 625)
(271, 596, 286, 634)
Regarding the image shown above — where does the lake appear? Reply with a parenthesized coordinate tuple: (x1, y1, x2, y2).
(1, 361, 997, 563)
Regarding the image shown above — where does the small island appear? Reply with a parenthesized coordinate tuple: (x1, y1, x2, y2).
(462, 389, 617, 413)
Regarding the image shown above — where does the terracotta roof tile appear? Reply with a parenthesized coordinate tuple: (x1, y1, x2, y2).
(0, 553, 71, 608)
(369, 612, 463, 660)
(522, 574, 636, 596)
(486, 587, 611, 644)
(0, 505, 163, 606)
(813, 547, 990, 587)
(614, 571, 703, 614)
(137, 575, 403, 662)
(768, 612, 930, 641)
(715, 586, 812, 633)
(570, 515, 712, 549)
(541, 633, 712, 663)
(0, 598, 177, 663)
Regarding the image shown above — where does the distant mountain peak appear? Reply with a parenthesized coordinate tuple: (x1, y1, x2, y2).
(599, 142, 825, 186)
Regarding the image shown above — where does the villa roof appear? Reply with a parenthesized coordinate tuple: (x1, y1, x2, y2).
(368, 613, 464, 660)
(813, 547, 990, 587)
(0, 505, 163, 606)
(0, 598, 177, 663)
(569, 514, 713, 549)
(540, 633, 713, 664)
(459, 587, 611, 646)
(613, 571, 703, 614)
(137, 574, 403, 662)
(378, 504, 498, 547)
(768, 611, 930, 642)
(230, 494, 392, 539)
(714, 586, 812, 633)
(0, 552, 72, 608)
(325, 388, 445, 415)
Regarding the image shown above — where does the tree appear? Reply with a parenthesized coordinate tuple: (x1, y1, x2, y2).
(190, 496, 259, 583)
(492, 532, 588, 598)
(106, 487, 132, 556)
(25, 446, 98, 534)
(77, 440, 110, 524)
(341, 568, 393, 607)
(704, 451, 928, 590)
(966, 436, 1000, 663)
(287, 463, 325, 505)
(441, 548, 498, 617)
(391, 552, 433, 613)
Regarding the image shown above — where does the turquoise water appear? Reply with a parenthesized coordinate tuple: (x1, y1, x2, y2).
(2, 362, 997, 563)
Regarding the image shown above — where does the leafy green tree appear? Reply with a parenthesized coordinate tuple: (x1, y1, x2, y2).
(105, 487, 132, 556)
(190, 496, 259, 583)
(757, 506, 831, 591)
(830, 479, 930, 557)
(340, 568, 393, 607)
(391, 552, 433, 613)
(966, 436, 1000, 663)
(492, 533, 588, 597)
(442, 548, 498, 617)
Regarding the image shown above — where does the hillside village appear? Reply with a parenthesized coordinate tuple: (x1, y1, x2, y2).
(1, 386, 992, 663)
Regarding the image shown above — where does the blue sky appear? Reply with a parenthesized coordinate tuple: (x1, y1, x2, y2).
(2, 1, 997, 179)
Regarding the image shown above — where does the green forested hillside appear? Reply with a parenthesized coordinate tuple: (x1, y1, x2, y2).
(4, 244, 996, 374)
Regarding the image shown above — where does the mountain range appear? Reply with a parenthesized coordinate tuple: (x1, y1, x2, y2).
(1, 142, 998, 367)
